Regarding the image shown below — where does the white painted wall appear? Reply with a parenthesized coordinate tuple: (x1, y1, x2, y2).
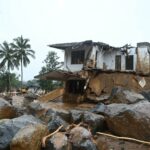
(97, 47, 137, 71)
(96, 46, 103, 69)
(63, 45, 149, 73)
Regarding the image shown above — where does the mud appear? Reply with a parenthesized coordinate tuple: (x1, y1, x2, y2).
(88, 72, 150, 97)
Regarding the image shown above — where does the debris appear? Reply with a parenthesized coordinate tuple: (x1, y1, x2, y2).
(0, 98, 17, 119)
(39, 88, 64, 102)
(42, 125, 63, 148)
(97, 132, 150, 146)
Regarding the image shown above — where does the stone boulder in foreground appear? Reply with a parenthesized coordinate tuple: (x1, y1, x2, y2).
(105, 101, 150, 141)
(10, 124, 48, 150)
(0, 115, 42, 150)
(0, 98, 16, 119)
(109, 87, 145, 104)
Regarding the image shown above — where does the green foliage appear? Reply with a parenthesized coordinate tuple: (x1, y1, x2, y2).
(43, 51, 62, 72)
(39, 51, 63, 92)
(0, 69, 20, 92)
(0, 36, 35, 91)
(0, 41, 18, 91)
(0, 41, 18, 70)
(11, 35, 35, 87)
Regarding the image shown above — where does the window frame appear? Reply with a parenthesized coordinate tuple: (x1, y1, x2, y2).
(71, 50, 85, 64)
(125, 55, 134, 70)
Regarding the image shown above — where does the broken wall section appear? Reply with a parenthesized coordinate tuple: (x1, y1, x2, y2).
(87, 71, 150, 97)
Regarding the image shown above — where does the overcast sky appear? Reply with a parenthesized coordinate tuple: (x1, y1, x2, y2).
(0, 0, 150, 81)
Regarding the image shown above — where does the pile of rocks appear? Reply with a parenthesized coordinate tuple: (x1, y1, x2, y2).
(0, 87, 150, 150)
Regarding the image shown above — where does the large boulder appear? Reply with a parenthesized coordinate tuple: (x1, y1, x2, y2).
(69, 126, 97, 150)
(70, 109, 84, 123)
(28, 100, 44, 117)
(90, 103, 107, 115)
(0, 98, 16, 119)
(45, 108, 70, 122)
(70, 109, 105, 133)
(109, 87, 145, 104)
(28, 100, 43, 111)
(105, 101, 150, 141)
(43, 132, 69, 150)
(96, 134, 150, 150)
(48, 115, 68, 132)
(28, 102, 70, 122)
(141, 90, 150, 101)
(12, 96, 27, 116)
(83, 111, 105, 134)
(10, 124, 48, 150)
(0, 115, 43, 150)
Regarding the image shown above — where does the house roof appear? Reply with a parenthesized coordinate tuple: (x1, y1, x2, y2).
(34, 70, 82, 81)
(49, 40, 117, 51)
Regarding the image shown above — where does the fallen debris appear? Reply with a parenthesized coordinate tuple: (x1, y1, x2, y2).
(42, 125, 63, 148)
(97, 132, 150, 146)
(39, 88, 64, 102)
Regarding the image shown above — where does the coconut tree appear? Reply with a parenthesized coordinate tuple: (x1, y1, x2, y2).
(0, 41, 18, 92)
(11, 36, 35, 87)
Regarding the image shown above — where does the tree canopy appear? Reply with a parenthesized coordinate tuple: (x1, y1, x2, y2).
(0, 41, 18, 91)
(11, 35, 35, 87)
(38, 51, 63, 91)
(0, 36, 35, 92)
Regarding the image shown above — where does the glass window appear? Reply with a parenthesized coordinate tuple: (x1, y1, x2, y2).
(71, 50, 84, 64)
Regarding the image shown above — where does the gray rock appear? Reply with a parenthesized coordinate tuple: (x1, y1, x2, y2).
(91, 103, 107, 115)
(12, 96, 27, 116)
(109, 87, 145, 104)
(70, 109, 105, 133)
(45, 108, 70, 122)
(28, 101, 43, 113)
(0, 115, 43, 150)
(10, 124, 48, 150)
(141, 90, 150, 101)
(0, 98, 17, 119)
(48, 116, 68, 132)
(105, 101, 150, 140)
(27, 100, 47, 120)
(69, 126, 97, 150)
(72, 139, 97, 150)
(70, 109, 84, 123)
(44, 132, 69, 150)
(83, 111, 105, 134)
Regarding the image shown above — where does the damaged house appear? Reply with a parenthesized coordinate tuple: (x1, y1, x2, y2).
(36, 40, 150, 102)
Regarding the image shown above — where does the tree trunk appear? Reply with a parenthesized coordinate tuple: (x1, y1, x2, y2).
(7, 68, 11, 93)
(21, 58, 23, 88)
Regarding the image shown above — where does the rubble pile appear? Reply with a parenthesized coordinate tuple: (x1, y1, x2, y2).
(0, 87, 150, 150)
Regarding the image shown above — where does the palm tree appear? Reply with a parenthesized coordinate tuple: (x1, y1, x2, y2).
(11, 36, 35, 87)
(0, 41, 17, 92)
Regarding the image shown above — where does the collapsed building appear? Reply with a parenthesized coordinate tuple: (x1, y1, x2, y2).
(36, 40, 150, 103)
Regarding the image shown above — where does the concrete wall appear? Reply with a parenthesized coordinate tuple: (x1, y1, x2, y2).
(64, 44, 150, 74)
(97, 47, 137, 71)
(136, 46, 150, 73)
